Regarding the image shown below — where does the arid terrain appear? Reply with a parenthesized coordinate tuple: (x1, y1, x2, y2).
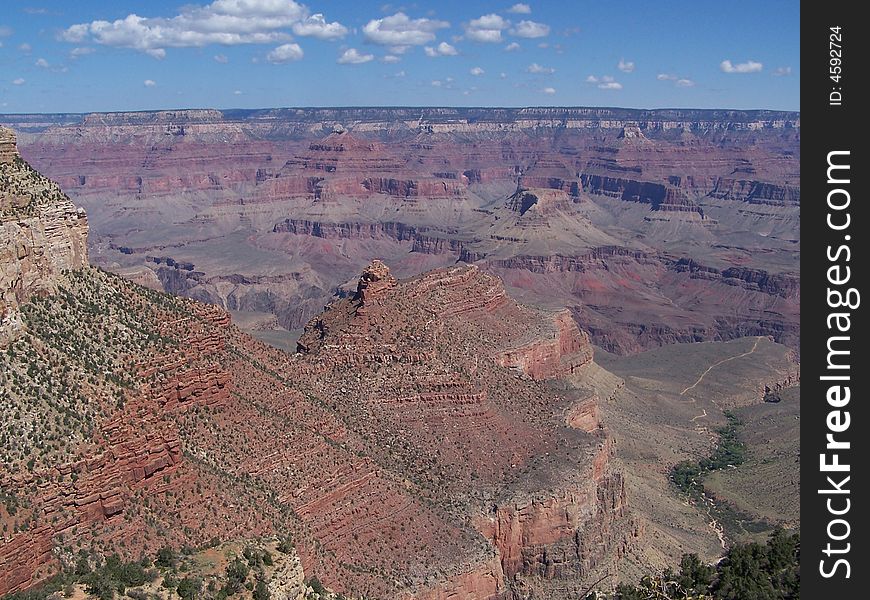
(2, 108, 800, 355)
(0, 107, 800, 600)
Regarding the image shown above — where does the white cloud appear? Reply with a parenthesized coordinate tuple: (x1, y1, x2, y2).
(470, 66, 484, 76)
(363, 12, 449, 46)
(337, 48, 374, 64)
(267, 42, 303, 63)
(773, 66, 792, 76)
(393, 70, 405, 77)
(431, 77, 455, 89)
(508, 3, 532, 14)
(70, 46, 95, 58)
(527, 62, 554, 74)
(511, 20, 549, 38)
(424, 41, 458, 57)
(12, 78, 25, 85)
(617, 58, 635, 73)
(381, 54, 401, 63)
(143, 79, 156, 87)
(292, 13, 347, 40)
(234, 89, 242, 94)
(720, 59, 762, 73)
(60, 0, 345, 57)
(504, 41, 520, 51)
(657, 73, 694, 87)
(465, 13, 509, 43)
(0, 25, 13, 37)
(18, 43, 32, 53)
(500, 72, 507, 79)
(587, 74, 621, 89)
(35, 58, 49, 68)
(214, 53, 228, 63)
(541, 86, 556, 95)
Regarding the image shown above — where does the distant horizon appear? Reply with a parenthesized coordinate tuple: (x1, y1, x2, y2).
(0, 104, 802, 118)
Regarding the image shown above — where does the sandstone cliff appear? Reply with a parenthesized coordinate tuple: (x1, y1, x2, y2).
(1, 127, 88, 344)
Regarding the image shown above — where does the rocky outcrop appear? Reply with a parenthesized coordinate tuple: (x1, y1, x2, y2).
(1, 127, 88, 344)
(516, 176, 581, 197)
(470, 247, 654, 274)
(362, 177, 465, 198)
(0, 420, 184, 593)
(268, 552, 307, 600)
(355, 259, 396, 304)
(666, 258, 800, 300)
(0, 297, 234, 594)
(498, 311, 593, 380)
(506, 188, 573, 217)
(579, 173, 703, 215)
(476, 440, 630, 587)
(414, 556, 505, 600)
(709, 178, 800, 205)
(273, 218, 468, 256)
(0, 128, 17, 163)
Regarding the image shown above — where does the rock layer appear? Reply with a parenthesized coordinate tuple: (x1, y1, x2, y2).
(1, 126, 88, 344)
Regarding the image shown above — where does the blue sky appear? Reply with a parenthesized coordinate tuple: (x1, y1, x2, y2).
(0, 1, 799, 113)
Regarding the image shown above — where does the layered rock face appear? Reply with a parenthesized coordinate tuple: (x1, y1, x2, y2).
(0, 148, 634, 598)
(1, 127, 88, 344)
(3, 109, 799, 353)
(0, 262, 634, 599)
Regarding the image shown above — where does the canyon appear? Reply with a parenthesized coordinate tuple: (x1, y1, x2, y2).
(1, 126, 640, 598)
(1, 107, 799, 354)
(0, 106, 801, 599)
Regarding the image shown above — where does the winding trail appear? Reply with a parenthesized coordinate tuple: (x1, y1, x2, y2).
(680, 336, 763, 397)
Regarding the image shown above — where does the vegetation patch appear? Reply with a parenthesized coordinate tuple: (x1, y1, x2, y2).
(595, 529, 799, 599)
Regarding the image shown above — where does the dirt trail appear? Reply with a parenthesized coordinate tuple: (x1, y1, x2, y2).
(680, 337, 763, 397)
